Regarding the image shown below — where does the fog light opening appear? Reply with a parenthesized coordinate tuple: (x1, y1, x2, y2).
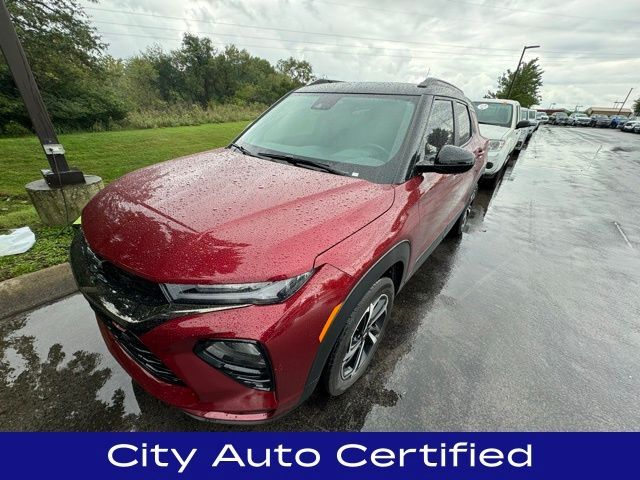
(194, 340, 274, 391)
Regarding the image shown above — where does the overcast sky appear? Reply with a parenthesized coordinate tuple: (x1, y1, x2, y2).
(80, 0, 639, 110)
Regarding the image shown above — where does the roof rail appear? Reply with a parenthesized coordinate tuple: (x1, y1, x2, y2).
(307, 78, 342, 86)
(417, 77, 464, 95)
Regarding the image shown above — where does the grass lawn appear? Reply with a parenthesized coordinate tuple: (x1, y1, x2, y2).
(0, 121, 249, 281)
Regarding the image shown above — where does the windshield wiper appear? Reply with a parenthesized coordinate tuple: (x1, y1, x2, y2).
(257, 152, 350, 177)
(229, 143, 258, 157)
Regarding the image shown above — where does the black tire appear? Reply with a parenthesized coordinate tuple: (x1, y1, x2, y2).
(449, 183, 478, 237)
(323, 277, 395, 396)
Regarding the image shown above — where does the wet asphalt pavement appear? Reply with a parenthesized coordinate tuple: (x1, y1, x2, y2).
(1, 126, 640, 431)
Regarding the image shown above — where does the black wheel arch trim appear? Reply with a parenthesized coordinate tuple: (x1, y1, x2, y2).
(300, 240, 410, 400)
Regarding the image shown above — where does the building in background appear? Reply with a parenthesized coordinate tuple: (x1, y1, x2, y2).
(537, 108, 566, 115)
(585, 107, 632, 117)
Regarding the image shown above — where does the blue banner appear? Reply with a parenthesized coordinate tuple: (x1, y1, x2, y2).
(0, 432, 637, 478)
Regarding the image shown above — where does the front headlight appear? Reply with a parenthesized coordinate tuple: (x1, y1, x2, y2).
(160, 270, 313, 305)
(488, 139, 506, 151)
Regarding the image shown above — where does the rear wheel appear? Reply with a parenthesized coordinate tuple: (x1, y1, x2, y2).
(323, 277, 394, 396)
(450, 183, 478, 237)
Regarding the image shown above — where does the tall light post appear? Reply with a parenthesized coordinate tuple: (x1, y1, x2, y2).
(547, 102, 556, 110)
(617, 88, 633, 115)
(574, 104, 583, 112)
(506, 45, 540, 99)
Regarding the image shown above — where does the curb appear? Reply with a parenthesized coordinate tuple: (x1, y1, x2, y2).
(0, 263, 78, 319)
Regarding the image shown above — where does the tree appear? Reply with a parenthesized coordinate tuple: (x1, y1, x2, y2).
(276, 57, 315, 85)
(633, 97, 640, 116)
(174, 34, 216, 108)
(487, 58, 543, 108)
(0, 0, 127, 131)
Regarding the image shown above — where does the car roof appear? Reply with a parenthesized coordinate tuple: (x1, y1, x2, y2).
(473, 98, 521, 107)
(297, 78, 469, 102)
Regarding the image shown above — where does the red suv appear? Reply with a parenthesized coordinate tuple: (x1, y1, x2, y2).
(71, 78, 487, 423)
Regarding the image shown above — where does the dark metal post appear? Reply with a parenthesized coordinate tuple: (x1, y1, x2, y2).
(617, 88, 633, 115)
(0, 0, 84, 187)
(505, 45, 540, 99)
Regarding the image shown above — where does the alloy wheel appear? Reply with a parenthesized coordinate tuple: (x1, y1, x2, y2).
(340, 293, 388, 380)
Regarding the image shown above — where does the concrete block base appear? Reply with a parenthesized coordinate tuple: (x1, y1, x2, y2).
(25, 175, 104, 226)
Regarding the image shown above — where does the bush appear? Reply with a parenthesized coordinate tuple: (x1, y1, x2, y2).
(1, 121, 32, 137)
(120, 103, 265, 130)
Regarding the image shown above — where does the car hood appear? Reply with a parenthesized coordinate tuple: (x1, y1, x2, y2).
(478, 123, 511, 140)
(82, 148, 394, 284)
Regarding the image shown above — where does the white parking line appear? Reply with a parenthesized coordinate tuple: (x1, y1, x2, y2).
(614, 221, 634, 249)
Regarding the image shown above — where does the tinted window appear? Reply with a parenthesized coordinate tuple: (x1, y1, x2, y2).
(424, 99, 454, 160)
(456, 102, 472, 144)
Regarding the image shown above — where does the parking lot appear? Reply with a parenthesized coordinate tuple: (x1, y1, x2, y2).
(1, 125, 639, 432)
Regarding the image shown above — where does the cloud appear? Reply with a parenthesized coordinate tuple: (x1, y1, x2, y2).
(81, 0, 639, 110)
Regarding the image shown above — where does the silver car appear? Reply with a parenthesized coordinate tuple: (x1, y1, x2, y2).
(568, 113, 591, 126)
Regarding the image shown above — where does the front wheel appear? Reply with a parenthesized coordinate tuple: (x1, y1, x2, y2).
(323, 277, 395, 396)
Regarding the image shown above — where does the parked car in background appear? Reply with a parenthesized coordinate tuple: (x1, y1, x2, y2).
(71, 78, 487, 423)
(568, 113, 591, 126)
(536, 112, 549, 124)
(518, 108, 531, 145)
(527, 109, 539, 132)
(473, 99, 528, 181)
(634, 123, 640, 133)
(589, 114, 609, 127)
(555, 112, 570, 125)
(610, 115, 628, 128)
(617, 116, 638, 130)
(622, 120, 640, 132)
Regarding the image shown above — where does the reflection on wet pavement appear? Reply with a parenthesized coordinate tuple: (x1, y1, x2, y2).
(1, 126, 640, 431)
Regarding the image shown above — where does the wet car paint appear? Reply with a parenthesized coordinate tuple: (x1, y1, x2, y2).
(82, 148, 395, 284)
(2, 126, 640, 431)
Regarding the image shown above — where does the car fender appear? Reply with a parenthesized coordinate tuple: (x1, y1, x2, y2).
(301, 237, 411, 400)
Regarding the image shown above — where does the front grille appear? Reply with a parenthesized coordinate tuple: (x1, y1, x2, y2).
(70, 230, 175, 334)
(99, 312, 184, 385)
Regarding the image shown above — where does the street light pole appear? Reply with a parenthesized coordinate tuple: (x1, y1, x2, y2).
(0, 0, 84, 187)
(617, 88, 633, 115)
(547, 102, 556, 110)
(505, 45, 540, 99)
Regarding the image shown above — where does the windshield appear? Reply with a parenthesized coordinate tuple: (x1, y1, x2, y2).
(528, 110, 537, 120)
(574, 113, 587, 118)
(473, 102, 513, 128)
(236, 92, 419, 183)
(557, 113, 568, 118)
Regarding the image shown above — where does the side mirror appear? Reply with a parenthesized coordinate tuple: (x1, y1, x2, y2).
(516, 120, 531, 129)
(415, 145, 475, 175)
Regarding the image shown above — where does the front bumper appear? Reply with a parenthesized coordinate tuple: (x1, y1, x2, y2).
(482, 149, 509, 178)
(70, 230, 354, 422)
